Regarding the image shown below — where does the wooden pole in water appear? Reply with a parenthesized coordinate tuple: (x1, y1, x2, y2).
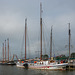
(25, 18, 27, 61)
(3, 43, 4, 62)
(7, 38, 9, 61)
(5, 40, 6, 61)
(40, 3, 43, 60)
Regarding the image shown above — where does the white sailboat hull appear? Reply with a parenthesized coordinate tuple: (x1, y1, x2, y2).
(28, 61, 68, 70)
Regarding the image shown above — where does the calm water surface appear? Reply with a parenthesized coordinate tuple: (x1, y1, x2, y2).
(0, 65, 75, 75)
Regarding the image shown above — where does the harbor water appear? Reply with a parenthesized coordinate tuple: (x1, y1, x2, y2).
(0, 65, 75, 75)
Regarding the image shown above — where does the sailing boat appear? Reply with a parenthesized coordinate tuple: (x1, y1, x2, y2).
(0, 39, 16, 65)
(7, 38, 16, 65)
(16, 18, 28, 69)
(28, 25, 68, 70)
(28, 3, 68, 70)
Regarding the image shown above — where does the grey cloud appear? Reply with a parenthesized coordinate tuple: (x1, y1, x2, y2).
(0, 0, 75, 59)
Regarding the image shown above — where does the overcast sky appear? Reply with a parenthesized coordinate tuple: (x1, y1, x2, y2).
(0, 0, 75, 60)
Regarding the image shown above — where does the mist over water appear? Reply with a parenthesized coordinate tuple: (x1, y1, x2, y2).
(0, 65, 75, 75)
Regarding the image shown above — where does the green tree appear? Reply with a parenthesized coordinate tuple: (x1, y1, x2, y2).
(71, 53, 75, 58)
(42, 54, 49, 60)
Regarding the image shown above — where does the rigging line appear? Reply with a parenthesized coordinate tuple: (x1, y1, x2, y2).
(37, 29, 40, 58)
(52, 38, 55, 57)
(42, 21, 50, 45)
(50, 27, 56, 57)
(9, 48, 11, 60)
(70, 33, 73, 49)
(1, 46, 3, 60)
(42, 22, 47, 55)
(27, 30, 30, 59)
(42, 20, 49, 38)
(42, 21, 50, 55)
(20, 30, 25, 59)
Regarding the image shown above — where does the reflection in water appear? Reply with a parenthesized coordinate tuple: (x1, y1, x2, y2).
(0, 65, 75, 75)
(30, 69, 75, 75)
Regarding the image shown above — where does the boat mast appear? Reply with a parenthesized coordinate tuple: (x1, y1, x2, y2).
(3, 43, 4, 61)
(5, 40, 6, 61)
(40, 3, 43, 60)
(7, 38, 9, 61)
(25, 18, 27, 61)
(68, 23, 71, 59)
(50, 26, 52, 59)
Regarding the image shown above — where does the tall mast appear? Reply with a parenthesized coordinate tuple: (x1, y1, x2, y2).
(40, 3, 43, 60)
(25, 18, 27, 61)
(68, 23, 71, 59)
(3, 43, 4, 61)
(50, 26, 52, 59)
(7, 38, 9, 61)
(5, 40, 6, 61)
